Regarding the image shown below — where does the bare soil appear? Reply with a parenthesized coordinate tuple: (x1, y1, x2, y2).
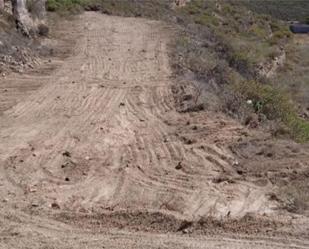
(0, 12, 309, 248)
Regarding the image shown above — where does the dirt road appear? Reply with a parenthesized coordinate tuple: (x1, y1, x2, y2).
(0, 12, 308, 248)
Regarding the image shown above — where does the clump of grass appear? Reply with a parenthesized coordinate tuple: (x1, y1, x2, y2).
(46, 0, 87, 12)
(46, 0, 171, 19)
(234, 80, 292, 119)
(193, 12, 219, 27)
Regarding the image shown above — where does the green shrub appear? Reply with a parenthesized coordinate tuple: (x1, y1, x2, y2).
(194, 13, 219, 26)
(234, 80, 309, 141)
(46, 0, 87, 12)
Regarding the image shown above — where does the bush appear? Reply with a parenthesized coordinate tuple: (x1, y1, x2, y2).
(46, 0, 88, 12)
(234, 80, 309, 142)
(193, 13, 219, 27)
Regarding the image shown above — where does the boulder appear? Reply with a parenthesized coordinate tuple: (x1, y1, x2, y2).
(0, 0, 4, 11)
(11, 0, 47, 37)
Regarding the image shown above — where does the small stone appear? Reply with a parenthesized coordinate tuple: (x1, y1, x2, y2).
(51, 202, 60, 209)
(29, 187, 37, 193)
(62, 151, 71, 157)
(182, 228, 188, 234)
(65, 177, 70, 182)
(232, 160, 239, 166)
(175, 162, 182, 170)
(237, 169, 243, 175)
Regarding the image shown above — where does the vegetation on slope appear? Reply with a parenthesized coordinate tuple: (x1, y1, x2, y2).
(46, 0, 171, 18)
(240, 0, 309, 22)
(173, 0, 309, 142)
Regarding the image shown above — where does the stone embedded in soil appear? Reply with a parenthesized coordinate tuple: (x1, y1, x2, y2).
(62, 151, 71, 157)
(175, 162, 183, 170)
(51, 202, 60, 209)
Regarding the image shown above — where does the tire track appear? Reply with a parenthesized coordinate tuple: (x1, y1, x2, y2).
(0, 12, 307, 248)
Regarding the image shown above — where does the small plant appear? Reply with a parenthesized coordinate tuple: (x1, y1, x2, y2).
(233, 80, 309, 142)
(194, 13, 219, 27)
(46, 0, 86, 12)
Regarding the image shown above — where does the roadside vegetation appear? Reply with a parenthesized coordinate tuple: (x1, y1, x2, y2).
(46, 0, 171, 18)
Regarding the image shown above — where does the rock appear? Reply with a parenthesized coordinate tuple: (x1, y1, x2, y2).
(246, 99, 253, 105)
(175, 162, 182, 170)
(62, 151, 71, 157)
(51, 202, 60, 209)
(11, 0, 47, 37)
(0, 0, 4, 11)
(182, 228, 189, 234)
(237, 169, 243, 175)
(29, 186, 37, 192)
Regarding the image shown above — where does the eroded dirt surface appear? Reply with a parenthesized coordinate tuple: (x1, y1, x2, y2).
(0, 12, 308, 248)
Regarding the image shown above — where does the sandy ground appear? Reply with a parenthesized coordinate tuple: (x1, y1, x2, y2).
(0, 12, 308, 248)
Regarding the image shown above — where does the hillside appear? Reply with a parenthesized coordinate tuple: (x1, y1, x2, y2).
(241, 0, 309, 22)
(1, 1, 309, 248)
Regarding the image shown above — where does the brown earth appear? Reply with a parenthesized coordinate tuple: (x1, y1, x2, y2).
(0, 12, 309, 248)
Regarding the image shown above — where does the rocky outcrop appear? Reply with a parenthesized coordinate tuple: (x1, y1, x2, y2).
(11, 0, 36, 36)
(0, 0, 4, 11)
(10, 0, 47, 37)
(257, 50, 286, 78)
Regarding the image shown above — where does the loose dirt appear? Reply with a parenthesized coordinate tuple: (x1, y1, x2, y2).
(0, 12, 308, 248)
